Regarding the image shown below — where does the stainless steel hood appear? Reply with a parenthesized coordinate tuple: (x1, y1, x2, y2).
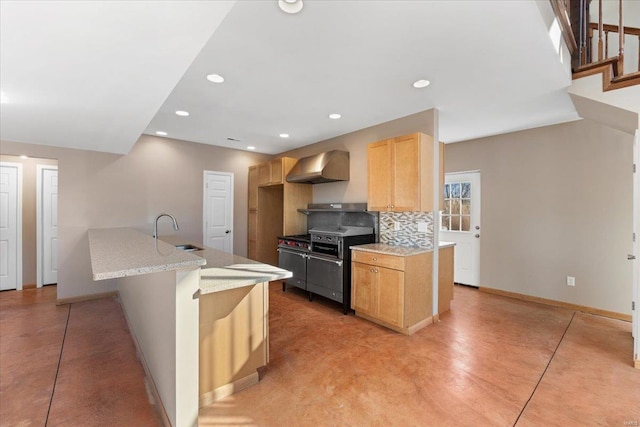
(286, 150, 349, 184)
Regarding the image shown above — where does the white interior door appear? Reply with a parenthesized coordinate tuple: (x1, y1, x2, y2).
(37, 165, 58, 286)
(0, 162, 22, 291)
(203, 171, 233, 253)
(632, 130, 638, 367)
(441, 171, 481, 286)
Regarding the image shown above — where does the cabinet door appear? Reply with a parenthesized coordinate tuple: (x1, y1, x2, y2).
(351, 262, 376, 315)
(367, 140, 392, 211)
(248, 166, 259, 210)
(248, 240, 257, 260)
(392, 134, 420, 211)
(257, 163, 270, 186)
(269, 158, 284, 185)
(376, 267, 404, 327)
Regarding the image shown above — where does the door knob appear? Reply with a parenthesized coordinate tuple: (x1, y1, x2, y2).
(475, 226, 480, 230)
(475, 234, 480, 238)
(629, 254, 637, 260)
(225, 230, 231, 234)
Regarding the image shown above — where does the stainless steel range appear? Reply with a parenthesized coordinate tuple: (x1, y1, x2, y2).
(277, 203, 378, 314)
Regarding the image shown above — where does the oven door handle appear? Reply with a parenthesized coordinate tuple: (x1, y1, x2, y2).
(277, 248, 308, 258)
(307, 254, 343, 266)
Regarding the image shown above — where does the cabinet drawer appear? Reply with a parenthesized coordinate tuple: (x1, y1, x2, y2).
(352, 250, 405, 271)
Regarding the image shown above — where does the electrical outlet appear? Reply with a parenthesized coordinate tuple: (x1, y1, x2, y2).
(394, 221, 401, 231)
(418, 222, 428, 232)
(566, 276, 575, 287)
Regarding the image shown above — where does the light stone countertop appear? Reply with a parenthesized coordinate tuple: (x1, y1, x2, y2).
(88, 228, 206, 280)
(88, 228, 291, 294)
(160, 235, 291, 295)
(351, 241, 456, 257)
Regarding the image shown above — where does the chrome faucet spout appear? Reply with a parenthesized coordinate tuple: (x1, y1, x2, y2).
(153, 213, 179, 239)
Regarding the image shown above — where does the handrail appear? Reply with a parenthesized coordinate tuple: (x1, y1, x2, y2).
(588, 22, 640, 38)
(549, 0, 578, 54)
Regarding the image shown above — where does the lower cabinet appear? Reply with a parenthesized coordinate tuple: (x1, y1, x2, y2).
(352, 261, 404, 327)
(351, 246, 454, 335)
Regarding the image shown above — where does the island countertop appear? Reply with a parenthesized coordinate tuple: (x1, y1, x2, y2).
(159, 235, 291, 295)
(88, 227, 206, 280)
(88, 227, 291, 294)
(351, 241, 456, 257)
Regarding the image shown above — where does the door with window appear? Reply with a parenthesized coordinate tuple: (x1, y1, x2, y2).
(441, 172, 481, 286)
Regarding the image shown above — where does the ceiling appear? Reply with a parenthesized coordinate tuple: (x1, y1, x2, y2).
(1, 0, 582, 155)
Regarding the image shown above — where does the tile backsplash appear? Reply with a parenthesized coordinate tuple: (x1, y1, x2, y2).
(379, 211, 434, 248)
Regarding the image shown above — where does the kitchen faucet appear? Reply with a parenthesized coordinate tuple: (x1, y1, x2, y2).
(153, 213, 179, 240)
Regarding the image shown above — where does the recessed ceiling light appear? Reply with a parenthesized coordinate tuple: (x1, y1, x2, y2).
(156, 131, 168, 136)
(206, 73, 225, 83)
(247, 146, 256, 150)
(20, 155, 28, 159)
(175, 110, 189, 116)
(278, 0, 303, 14)
(329, 113, 342, 119)
(412, 79, 431, 89)
(0, 92, 8, 103)
(279, 133, 290, 138)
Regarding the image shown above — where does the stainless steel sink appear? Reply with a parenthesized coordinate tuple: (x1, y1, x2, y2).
(175, 244, 204, 252)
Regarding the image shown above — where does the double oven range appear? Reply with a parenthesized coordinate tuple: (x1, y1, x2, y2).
(277, 203, 377, 314)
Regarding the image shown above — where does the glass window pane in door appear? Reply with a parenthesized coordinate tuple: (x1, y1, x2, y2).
(461, 215, 471, 231)
(461, 182, 471, 198)
(450, 215, 460, 231)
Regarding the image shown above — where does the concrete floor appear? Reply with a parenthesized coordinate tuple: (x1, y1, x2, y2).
(1, 284, 638, 426)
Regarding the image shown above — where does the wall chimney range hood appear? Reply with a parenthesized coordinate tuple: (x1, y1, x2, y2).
(286, 150, 349, 184)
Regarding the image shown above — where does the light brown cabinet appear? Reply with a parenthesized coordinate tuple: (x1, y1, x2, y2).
(367, 132, 444, 212)
(247, 157, 312, 264)
(258, 158, 287, 187)
(351, 246, 454, 335)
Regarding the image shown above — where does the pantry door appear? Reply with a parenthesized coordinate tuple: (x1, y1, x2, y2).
(203, 171, 233, 253)
(441, 171, 481, 287)
(0, 162, 22, 291)
(37, 165, 58, 286)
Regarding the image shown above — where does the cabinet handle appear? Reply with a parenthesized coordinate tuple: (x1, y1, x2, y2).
(372, 257, 377, 261)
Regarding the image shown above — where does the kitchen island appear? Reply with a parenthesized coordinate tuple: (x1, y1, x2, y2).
(88, 228, 291, 427)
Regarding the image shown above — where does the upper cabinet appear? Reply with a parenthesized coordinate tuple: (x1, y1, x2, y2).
(248, 165, 259, 210)
(258, 158, 290, 187)
(247, 157, 312, 264)
(367, 132, 444, 212)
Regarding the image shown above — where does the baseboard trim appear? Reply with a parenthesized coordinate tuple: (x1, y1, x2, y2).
(479, 287, 631, 322)
(355, 311, 435, 335)
(56, 291, 118, 306)
(116, 294, 171, 427)
(199, 371, 260, 407)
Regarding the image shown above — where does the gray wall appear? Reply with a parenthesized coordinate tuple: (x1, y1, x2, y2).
(0, 135, 271, 300)
(445, 119, 633, 315)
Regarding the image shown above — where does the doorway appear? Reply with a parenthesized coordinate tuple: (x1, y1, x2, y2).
(441, 171, 481, 287)
(203, 171, 233, 253)
(0, 162, 23, 291)
(37, 165, 58, 287)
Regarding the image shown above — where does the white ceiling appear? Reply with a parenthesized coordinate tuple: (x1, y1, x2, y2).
(1, 0, 582, 155)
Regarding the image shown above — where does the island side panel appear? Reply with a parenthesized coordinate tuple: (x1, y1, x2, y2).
(118, 268, 200, 427)
(199, 282, 269, 405)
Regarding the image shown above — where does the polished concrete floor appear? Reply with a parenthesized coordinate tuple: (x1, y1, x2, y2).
(1, 284, 638, 426)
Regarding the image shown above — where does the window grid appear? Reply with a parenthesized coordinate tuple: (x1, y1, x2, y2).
(442, 181, 471, 232)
